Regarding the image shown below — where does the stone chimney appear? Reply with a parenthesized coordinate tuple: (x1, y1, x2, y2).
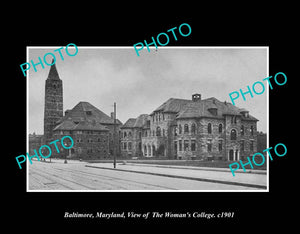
(192, 93, 201, 102)
(65, 109, 70, 116)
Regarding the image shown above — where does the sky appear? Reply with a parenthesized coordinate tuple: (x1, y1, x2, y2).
(28, 46, 268, 135)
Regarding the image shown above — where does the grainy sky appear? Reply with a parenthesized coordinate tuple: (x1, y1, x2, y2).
(28, 47, 268, 134)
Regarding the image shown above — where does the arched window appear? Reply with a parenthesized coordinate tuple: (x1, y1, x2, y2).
(250, 126, 254, 135)
(234, 116, 237, 124)
(241, 125, 244, 136)
(123, 132, 127, 138)
(178, 125, 182, 134)
(230, 129, 237, 140)
(156, 127, 161, 136)
(128, 131, 132, 137)
(218, 124, 222, 133)
(191, 123, 196, 134)
(208, 123, 212, 134)
(184, 124, 189, 133)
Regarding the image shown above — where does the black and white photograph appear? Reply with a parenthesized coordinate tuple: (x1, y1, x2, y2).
(27, 47, 268, 192)
(7, 9, 294, 229)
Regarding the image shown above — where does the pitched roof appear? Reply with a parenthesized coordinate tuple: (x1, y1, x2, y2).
(176, 97, 258, 121)
(53, 118, 109, 131)
(133, 114, 149, 128)
(152, 98, 192, 114)
(57, 101, 122, 125)
(121, 118, 137, 129)
(47, 61, 60, 80)
(121, 114, 149, 129)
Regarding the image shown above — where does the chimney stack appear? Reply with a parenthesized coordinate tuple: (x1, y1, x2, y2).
(192, 93, 201, 102)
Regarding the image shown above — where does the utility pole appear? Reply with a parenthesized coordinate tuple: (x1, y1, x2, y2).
(113, 102, 117, 169)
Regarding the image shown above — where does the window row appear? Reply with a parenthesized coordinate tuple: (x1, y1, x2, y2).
(175, 123, 222, 135)
(76, 138, 107, 143)
(143, 127, 167, 137)
(175, 124, 255, 136)
(240, 140, 255, 151)
(122, 142, 142, 151)
(122, 142, 132, 150)
(123, 131, 143, 138)
(152, 112, 166, 122)
(176, 139, 224, 152)
(56, 130, 104, 135)
(230, 126, 255, 140)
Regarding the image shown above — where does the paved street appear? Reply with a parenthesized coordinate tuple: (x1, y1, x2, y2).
(28, 159, 267, 191)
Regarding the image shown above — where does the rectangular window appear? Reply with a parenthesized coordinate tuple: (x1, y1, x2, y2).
(128, 142, 132, 151)
(123, 142, 127, 150)
(218, 140, 222, 151)
(207, 139, 212, 152)
(184, 140, 189, 151)
(179, 140, 182, 151)
(191, 140, 196, 151)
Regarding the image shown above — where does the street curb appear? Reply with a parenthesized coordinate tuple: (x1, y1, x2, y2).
(85, 165, 267, 190)
(124, 162, 267, 175)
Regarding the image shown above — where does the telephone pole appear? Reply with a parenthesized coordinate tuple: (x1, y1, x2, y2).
(113, 102, 117, 169)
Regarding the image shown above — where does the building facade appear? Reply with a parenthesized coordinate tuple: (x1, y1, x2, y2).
(120, 115, 148, 158)
(52, 102, 122, 160)
(121, 94, 258, 161)
(29, 62, 122, 161)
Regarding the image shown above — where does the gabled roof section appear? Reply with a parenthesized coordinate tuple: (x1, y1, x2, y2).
(121, 118, 137, 129)
(152, 98, 192, 114)
(57, 101, 122, 125)
(121, 114, 149, 129)
(133, 114, 149, 128)
(176, 97, 258, 121)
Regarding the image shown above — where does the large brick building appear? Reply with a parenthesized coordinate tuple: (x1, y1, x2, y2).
(121, 94, 258, 161)
(52, 101, 122, 159)
(29, 62, 122, 160)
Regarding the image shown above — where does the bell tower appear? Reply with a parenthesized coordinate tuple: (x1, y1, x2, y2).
(44, 61, 63, 143)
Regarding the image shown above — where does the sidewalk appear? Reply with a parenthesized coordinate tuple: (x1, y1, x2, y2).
(125, 162, 267, 174)
(85, 162, 267, 189)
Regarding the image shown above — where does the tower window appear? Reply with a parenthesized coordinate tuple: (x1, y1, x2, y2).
(184, 124, 189, 134)
(250, 126, 254, 135)
(191, 123, 196, 134)
(241, 125, 245, 136)
(208, 123, 212, 134)
(191, 140, 196, 151)
(230, 129, 237, 140)
(218, 124, 222, 133)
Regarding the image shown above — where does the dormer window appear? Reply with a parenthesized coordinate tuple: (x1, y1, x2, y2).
(208, 108, 217, 116)
(240, 109, 249, 118)
(86, 111, 92, 115)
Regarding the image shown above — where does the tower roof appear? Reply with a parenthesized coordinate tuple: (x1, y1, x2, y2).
(47, 60, 60, 80)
